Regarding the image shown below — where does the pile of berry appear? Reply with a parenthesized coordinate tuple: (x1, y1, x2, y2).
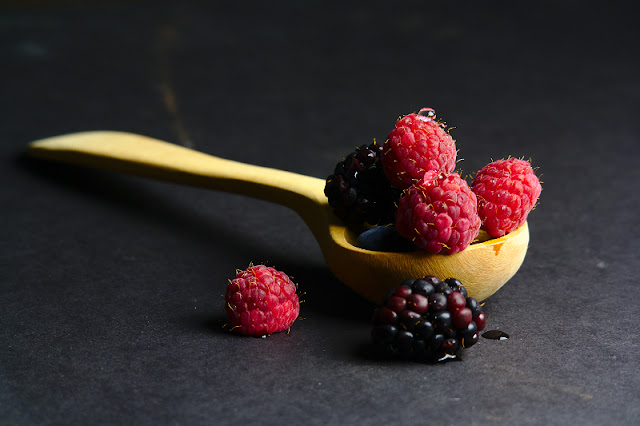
(371, 276, 486, 362)
(224, 107, 538, 366)
(325, 107, 542, 253)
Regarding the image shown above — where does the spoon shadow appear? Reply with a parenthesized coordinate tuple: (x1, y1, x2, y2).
(19, 154, 374, 326)
(19, 154, 265, 254)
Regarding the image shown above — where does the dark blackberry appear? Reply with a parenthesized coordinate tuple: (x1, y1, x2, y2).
(426, 334, 446, 359)
(466, 297, 482, 317)
(371, 324, 398, 345)
(459, 322, 479, 348)
(399, 309, 421, 330)
(474, 311, 487, 331)
(422, 275, 444, 287)
(451, 307, 473, 330)
(446, 292, 467, 311)
(396, 330, 415, 356)
(432, 311, 455, 337)
(414, 320, 434, 339)
(428, 293, 448, 311)
(441, 337, 459, 352)
(445, 278, 468, 297)
(411, 278, 436, 297)
(434, 281, 453, 296)
(325, 141, 401, 226)
(371, 276, 487, 362)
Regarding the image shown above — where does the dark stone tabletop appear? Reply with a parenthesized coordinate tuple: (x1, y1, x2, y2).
(2, 1, 639, 424)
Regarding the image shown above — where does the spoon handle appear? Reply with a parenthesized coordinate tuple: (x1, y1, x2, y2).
(29, 131, 328, 218)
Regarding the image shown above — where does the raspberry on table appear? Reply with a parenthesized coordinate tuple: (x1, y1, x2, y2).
(325, 140, 401, 226)
(382, 108, 457, 190)
(371, 275, 486, 362)
(471, 158, 542, 238)
(395, 171, 481, 254)
(225, 264, 300, 337)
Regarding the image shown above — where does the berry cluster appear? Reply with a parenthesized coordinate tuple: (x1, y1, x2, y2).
(324, 140, 401, 226)
(325, 107, 541, 252)
(371, 276, 486, 362)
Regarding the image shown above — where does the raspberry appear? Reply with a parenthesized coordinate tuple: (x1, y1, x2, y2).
(471, 158, 542, 238)
(395, 171, 481, 254)
(325, 140, 401, 225)
(225, 264, 300, 337)
(371, 276, 485, 362)
(382, 108, 457, 189)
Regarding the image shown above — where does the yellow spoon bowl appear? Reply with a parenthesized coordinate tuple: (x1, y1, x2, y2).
(29, 131, 529, 303)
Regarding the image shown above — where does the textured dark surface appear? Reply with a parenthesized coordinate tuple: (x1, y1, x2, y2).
(2, 1, 639, 424)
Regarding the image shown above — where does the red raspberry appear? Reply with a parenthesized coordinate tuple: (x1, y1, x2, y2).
(395, 171, 481, 254)
(382, 108, 457, 189)
(471, 158, 542, 238)
(225, 264, 300, 337)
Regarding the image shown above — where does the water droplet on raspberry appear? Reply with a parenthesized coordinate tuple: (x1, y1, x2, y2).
(417, 107, 436, 121)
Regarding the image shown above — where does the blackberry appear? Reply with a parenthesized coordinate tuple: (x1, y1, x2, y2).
(325, 141, 401, 226)
(371, 275, 486, 362)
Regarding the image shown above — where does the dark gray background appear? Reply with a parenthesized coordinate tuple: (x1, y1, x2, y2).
(2, 1, 639, 424)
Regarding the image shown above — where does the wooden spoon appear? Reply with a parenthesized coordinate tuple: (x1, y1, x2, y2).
(28, 131, 529, 302)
